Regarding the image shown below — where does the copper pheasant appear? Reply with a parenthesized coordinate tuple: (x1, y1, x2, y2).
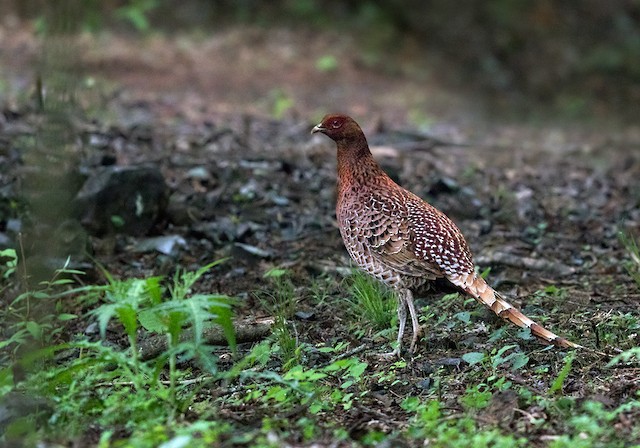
(312, 114, 580, 356)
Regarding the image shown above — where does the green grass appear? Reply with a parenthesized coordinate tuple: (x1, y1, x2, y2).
(619, 230, 640, 288)
(257, 268, 301, 369)
(1, 257, 235, 445)
(346, 270, 396, 332)
(2, 255, 639, 446)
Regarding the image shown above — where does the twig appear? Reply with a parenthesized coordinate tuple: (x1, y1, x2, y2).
(475, 252, 576, 276)
(138, 317, 274, 360)
(95, 375, 215, 388)
(329, 343, 367, 364)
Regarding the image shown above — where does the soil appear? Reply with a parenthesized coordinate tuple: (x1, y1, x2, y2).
(1, 22, 639, 445)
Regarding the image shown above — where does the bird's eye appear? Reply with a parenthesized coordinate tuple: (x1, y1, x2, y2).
(330, 119, 342, 129)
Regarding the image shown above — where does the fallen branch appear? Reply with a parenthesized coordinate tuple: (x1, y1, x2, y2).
(475, 252, 576, 276)
(138, 317, 274, 361)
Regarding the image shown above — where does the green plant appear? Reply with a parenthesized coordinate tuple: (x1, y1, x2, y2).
(374, 359, 408, 387)
(549, 352, 575, 394)
(114, 0, 159, 32)
(259, 268, 300, 369)
(347, 270, 396, 332)
(17, 340, 177, 443)
(307, 275, 333, 307)
(524, 221, 549, 245)
(1, 256, 80, 358)
(315, 55, 338, 72)
(490, 344, 530, 371)
(461, 345, 528, 374)
(408, 108, 435, 131)
(606, 346, 640, 367)
(533, 284, 569, 301)
(619, 230, 640, 288)
(3, 260, 236, 444)
(268, 89, 294, 119)
(546, 399, 640, 448)
(35, 0, 161, 34)
(460, 383, 493, 410)
(462, 351, 485, 365)
(92, 260, 235, 411)
(402, 396, 527, 446)
(89, 274, 157, 390)
(0, 248, 18, 280)
(594, 311, 639, 346)
(230, 344, 368, 419)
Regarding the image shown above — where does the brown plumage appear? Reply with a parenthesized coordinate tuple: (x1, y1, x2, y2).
(312, 114, 581, 356)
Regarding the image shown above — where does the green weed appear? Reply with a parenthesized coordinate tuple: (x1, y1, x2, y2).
(307, 275, 333, 307)
(230, 346, 369, 418)
(35, 0, 161, 34)
(1, 259, 235, 444)
(402, 396, 527, 447)
(268, 89, 294, 119)
(549, 352, 575, 394)
(347, 270, 396, 332)
(460, 383, 493, 410)
(315, 55, 338, 72)
(490, 344, 530, 371)
(92, 260, 235, 410)
(606, 346, 640, 367)
(524, 221, 549, 245)
(619, 230, 640, 288)
(374, 359, 409, 387)
(1, 256, 81, 359)
(407, 108, 435, 131)
(114, 0, 159, 32)
(461, 345, 529, 377)
(259, 268, 301, 369)
(533, 284, 569, 301)
(594, 311, 639, 347)
(0, 248, 18, 280)
(545, 399, 640, 448)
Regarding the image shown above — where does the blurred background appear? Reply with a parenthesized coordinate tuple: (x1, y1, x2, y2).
(1, 0, 639, 123)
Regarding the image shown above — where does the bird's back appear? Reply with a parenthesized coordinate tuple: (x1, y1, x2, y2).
(337, 167, 475, 288)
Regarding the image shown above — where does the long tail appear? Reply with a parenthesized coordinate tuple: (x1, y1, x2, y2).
(449, 273, 582, 349)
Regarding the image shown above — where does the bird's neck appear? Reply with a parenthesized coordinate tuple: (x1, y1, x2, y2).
(336, 140, 387, 192)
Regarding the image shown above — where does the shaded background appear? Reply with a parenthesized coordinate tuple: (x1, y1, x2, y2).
(3, 0, 640, 119)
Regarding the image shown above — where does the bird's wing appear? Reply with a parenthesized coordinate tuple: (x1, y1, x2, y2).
(403, 193, 476, 278)
(362, 192, 443, 279)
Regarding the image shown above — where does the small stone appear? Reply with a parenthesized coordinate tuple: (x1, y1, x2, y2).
(434, 357, 461, 368)
(186, 166, 210, 180)
(295, 311, 315, 320)
(234, 242, 272, 258)
(133, 235, 187, 255)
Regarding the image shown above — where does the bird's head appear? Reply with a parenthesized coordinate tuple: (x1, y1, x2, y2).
(311, 114, 364, 142)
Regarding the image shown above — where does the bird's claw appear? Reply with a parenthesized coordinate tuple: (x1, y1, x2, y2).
(377, 348, 401, 360)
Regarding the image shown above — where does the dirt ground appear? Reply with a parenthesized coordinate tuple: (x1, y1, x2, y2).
(1, 22, 640, 445)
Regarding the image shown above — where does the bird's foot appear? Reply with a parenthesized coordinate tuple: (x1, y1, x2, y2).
(376, 346, 401, 360)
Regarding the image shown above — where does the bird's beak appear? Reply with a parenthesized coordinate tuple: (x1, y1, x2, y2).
(311, 123, 325, 134)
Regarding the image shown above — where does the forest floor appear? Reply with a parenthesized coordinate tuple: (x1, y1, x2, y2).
(1, 24, 639, 447)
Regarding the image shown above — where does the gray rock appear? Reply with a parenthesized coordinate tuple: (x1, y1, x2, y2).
(74, 166, 168, 236)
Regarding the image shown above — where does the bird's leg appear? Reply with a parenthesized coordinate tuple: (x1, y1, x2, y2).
(380, 293, 407, 358)
(395, 294, 407, 354)
(405, 290, 421, 353)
